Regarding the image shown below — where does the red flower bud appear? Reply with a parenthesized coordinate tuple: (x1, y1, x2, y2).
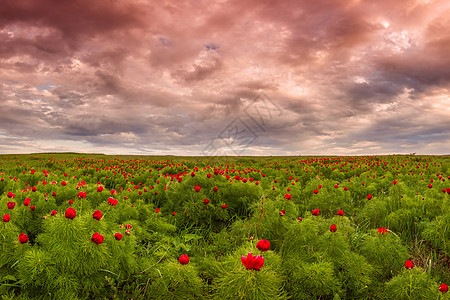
(179, 254, 190, 265)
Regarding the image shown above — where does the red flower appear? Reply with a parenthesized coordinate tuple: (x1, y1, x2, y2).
(30, 206, 36, 211)
(23, 198, 31, 206)
(313, 189, 319, 194)
(77, 191, 87, 199)
(69, 199, 73, 205)
(343, 187, 348, 191)
(155, 208, 160, 213)
(2, 214, 10, 222)
(92, 210, 102, 221)
(393, 180, 398, 185)
(65, 208, 76, 220)
(7, 202, 15, 209)
(447, 187, 450, 194)
(377, 227, 389, 234)
(241, 253, 265, 271)
(19, 232, 29, 244)
(172, 211, 176, 216)
(114, 233, 123, 241)
(107, 197, 118, 206)
(298, 217, 303, 221)
(203, 198, 210, 205)
(337, 209, 344, 216)
(194, 185, 201, 192)
(312, 208, 320, 216)
(284, 193, 292, 200)
(367, 194, 372, 200)
(91, 232, 104, 245)
(279, 210, 285, 216)
(439, 283, 448, 293)
(221, 204, 227, 209)
(405, 260, 414, 269)
(256, 239, 270, 251)
(50, 210, 57, 216)
(428, 184, 432, 188)
(179, 254, 190, 265)
(330, 224, 337, 232)
(97, 186, 104, 192)
(125, 224, 132, 229)
(7, 192, 15, 198)
(213, 186, 218, 192)
(61, 181, 67, 186)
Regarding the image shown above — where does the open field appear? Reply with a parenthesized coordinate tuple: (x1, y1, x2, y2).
(0, 153, 449, 299)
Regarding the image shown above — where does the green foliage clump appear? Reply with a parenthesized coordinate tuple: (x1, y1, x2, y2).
(384, 268, 440, 300)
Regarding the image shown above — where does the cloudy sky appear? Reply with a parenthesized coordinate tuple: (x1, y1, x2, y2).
(1, 0, 449, 156)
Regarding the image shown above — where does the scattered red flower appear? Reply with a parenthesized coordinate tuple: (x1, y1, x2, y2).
(241, 253, 265, 271)
(92, 210, 102, 221)
(256, 239, 270, 251)
(405, 260, 414, 269)
(312, 208, 320, 216)
(179, 254, 190, 265)
(65, 207, 76, 220)
(91, 232, 104, 245)
(19, 232, 29, 244)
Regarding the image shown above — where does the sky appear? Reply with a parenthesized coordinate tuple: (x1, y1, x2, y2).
(0, 0, 449, 156)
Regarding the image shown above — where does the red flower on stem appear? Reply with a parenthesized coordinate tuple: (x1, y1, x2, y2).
(312, 208, 320, 216)
(19, 232, 29, 244)
(330, 224, 337, 232)
(92, 210, 102, 221)
(367, 194, 372, 200)
(377, 227, 389, 234)
(7, 201, 15, 209)
(91, 232, 104, 245)
(405, 260, 414, 269)
(179, 254, 190, 265)
(337, 209, 344, 216)
(439, 283, 448, 293)
(65, 208, 76, 220)
(256, 239, 270, 251)
(114, 233, 123, 241)
(241, 253, 264, 271)
(2, 214, 10, 222)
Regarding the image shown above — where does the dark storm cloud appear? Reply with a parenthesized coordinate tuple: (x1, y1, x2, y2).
(0, 0, 449, 155)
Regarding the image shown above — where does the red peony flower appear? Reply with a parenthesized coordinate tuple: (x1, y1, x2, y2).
(69, 199, 73, 205)
(61, 181, 67, 186)
(92, 210, 102, 221)
(313, 189, 319, 194)
(7, 192, 15, 198)
(330, 224, 337, 232)
(405, 260, 414, 269)
(337, 209, 344, 216)
(23, 198, 31, 207)
(179, 254, 190, 265)
(125, 224, 132, 229)
(172, 211, 176, 216)
(439, 283, 448, 293)
(284, 193, 292, 200)
(241, 253, 264, 271)
(77, 191, 87, 199)
(91, 232, 104, 245)
(107, 197, 118, 206)
(155, 208, 160, 213)
(298, 217, 303, 221)
(203, 198, 210, 205)
(377, 227, 389, 234)
(114, 233, 123, 241)
(279, 210, 285, 216)
(65, 207, 76, 220)
(7, 201, 15, 209)
(194, 185, 201, 192)
(97, 186, 104, 192)
(19, 232, 29, 244)
(343, 187, 348, 191)
(393, 180, 398, 185)
(367, 194, 372, 200)
(30, 206, 36, 211)
(221, 204, 227, 209)
(428, 184, 432, 188)
(2, 214, 10, 222)
(312, 208, 320, 216)
(213, 186, 218, 192)
(256, 239, 270, 251)
(50, 210, 57, 216)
